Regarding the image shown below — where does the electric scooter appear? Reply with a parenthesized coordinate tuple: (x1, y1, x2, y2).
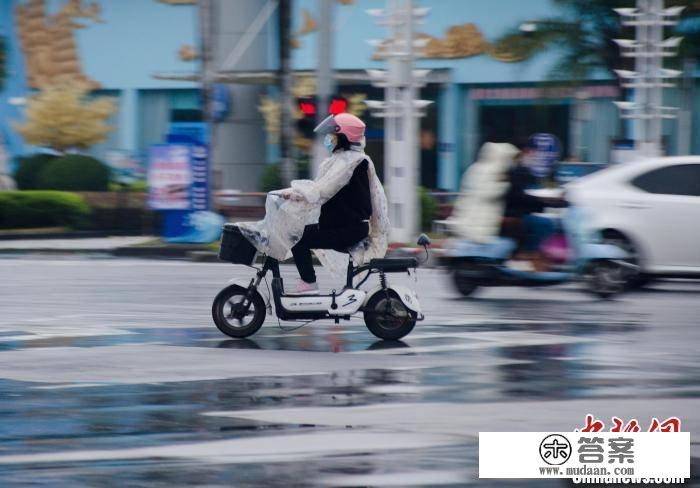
(212, 225, 431, 340)
(440, 206, 635, 299)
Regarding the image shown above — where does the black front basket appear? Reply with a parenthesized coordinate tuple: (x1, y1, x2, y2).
(219, 224, 257, 265)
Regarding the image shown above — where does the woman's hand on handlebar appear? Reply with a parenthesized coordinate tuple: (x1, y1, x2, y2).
(271, 189, 306, 202)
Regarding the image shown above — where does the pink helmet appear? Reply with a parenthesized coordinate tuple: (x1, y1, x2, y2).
(313, 113, 366, 143)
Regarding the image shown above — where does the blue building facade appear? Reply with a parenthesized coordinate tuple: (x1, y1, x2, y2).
(281, 0, 698, 189)
(2, 0, 699, 191)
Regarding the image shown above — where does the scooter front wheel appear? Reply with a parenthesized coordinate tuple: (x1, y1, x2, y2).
(363, 290, 416, 340)
(212, 285, 266, 338)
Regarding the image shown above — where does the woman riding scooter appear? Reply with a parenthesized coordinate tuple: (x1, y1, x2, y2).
(237, 113, 390, 293)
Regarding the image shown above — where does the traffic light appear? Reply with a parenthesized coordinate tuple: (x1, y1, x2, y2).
(296, 97, 316, 139)
(298, 97, 316, 116)
(328, 97, 348, 115)
(296, 96, 349, 139)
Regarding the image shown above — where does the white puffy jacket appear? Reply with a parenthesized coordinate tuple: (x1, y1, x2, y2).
(449, 142, 518, 243)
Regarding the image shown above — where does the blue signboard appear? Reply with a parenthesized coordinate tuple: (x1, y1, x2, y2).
(190, 145, 209, 211)
(211, 84, 232, 122)
(148, 143, 222, 243)
(527, 133, 562, 179)
(147, 144, 209, 211)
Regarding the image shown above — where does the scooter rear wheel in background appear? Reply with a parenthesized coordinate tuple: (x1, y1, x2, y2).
(452, 262, 480, 297)
(212, 285, 266, 338)
(363, 291, 416, 340)
(584, 260, 626, 300)
(600, 231, 651, 289)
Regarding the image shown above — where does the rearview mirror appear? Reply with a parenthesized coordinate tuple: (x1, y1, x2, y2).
(417, 233, 431, 247)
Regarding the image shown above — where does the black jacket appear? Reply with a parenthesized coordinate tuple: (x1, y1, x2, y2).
(504, 165, 545, 218)
(319, 159, 372, 229)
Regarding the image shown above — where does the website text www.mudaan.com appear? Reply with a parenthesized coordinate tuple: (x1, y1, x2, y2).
(540, 466, 685, 484)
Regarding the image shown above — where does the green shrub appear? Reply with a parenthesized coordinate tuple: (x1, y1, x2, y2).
(0, 191, 91, 229)
(37, 155, 111, 191)
(13, 153, 58, 190)
(259, 159, 312, 192)
(419, 186, 436, 231)
(260, 164, 283, 193)
(108, 180, 148, 192)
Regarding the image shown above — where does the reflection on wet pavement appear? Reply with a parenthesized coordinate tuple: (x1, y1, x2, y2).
(0, 259, 698, 486)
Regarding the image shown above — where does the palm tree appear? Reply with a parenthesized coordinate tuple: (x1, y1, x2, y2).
(492, 0, 700, 83)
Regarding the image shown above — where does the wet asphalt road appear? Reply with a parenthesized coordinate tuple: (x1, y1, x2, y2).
(0, 257, 698, 487)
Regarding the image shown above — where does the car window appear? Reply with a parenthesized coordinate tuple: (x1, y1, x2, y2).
(631, 164, 700, 196)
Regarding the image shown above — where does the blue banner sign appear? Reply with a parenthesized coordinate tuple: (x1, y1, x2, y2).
(147, 144, 209, 211)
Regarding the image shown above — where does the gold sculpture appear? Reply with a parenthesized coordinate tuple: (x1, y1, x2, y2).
(488, 34, 531, 63)
(291, 9, 318, 50)
(372, 21, 526, 63)
(15, 0, 103, 89)
(178, 44, 198, 61)
(373, 23, 489, 60)
(421, 23, 489, 59)
(298, 9, 318, 36)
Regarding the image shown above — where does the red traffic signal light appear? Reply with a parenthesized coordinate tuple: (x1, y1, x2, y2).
(329, 97, 348, 115)
(299, 99, 316, 116)
(297, 96, 348, 116)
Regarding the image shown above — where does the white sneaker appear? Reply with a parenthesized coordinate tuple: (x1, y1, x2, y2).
(288, 280, 319, 295)
(505, 260, 535, 272)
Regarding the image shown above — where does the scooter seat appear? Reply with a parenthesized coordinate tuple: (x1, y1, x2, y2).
(369, 257, 418, 272)
(444, 237, 516, 260)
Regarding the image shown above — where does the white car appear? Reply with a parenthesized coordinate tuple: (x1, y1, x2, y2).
(567, 157, 700, 285)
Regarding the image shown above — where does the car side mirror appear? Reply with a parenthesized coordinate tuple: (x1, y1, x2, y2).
(417, 233, 431, 247)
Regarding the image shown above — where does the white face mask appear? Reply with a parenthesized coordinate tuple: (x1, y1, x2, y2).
(323, 134, 337, 153)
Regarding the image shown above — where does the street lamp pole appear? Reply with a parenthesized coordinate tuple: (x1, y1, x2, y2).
(366, 1, 431, 243)
(613, 0, 684, 157)
(279, 0, 295, 184)
(313, 0, 335, 176)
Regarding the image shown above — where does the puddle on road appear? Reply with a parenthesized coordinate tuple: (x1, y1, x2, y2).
(0, 313, 696, 486)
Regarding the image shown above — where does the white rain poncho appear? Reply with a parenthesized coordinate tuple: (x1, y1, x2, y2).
(236, 147, 389, 277)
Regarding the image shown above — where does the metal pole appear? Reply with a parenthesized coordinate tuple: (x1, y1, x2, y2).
(312, 0, 335, 176)
(635, 0, 648, 154)
(199, 0, 215, 203)
(384, 0, 398, 229)
(401, 0, 418, 241)
(650, 0, 664, 155)
(677, 57, 695, 155)
(383, 0, 420, 243)
(279, 0, 295, 185)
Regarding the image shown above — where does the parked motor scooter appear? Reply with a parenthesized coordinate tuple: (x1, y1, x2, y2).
(440, 206, 634, 299)
(213, 223, 431, 340)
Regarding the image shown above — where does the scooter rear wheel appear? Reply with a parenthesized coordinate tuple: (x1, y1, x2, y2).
(363, 291, 416, 340)
(212, 285, 266, 338)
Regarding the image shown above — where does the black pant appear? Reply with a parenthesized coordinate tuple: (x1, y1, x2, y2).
(291, 222, 369, 283)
